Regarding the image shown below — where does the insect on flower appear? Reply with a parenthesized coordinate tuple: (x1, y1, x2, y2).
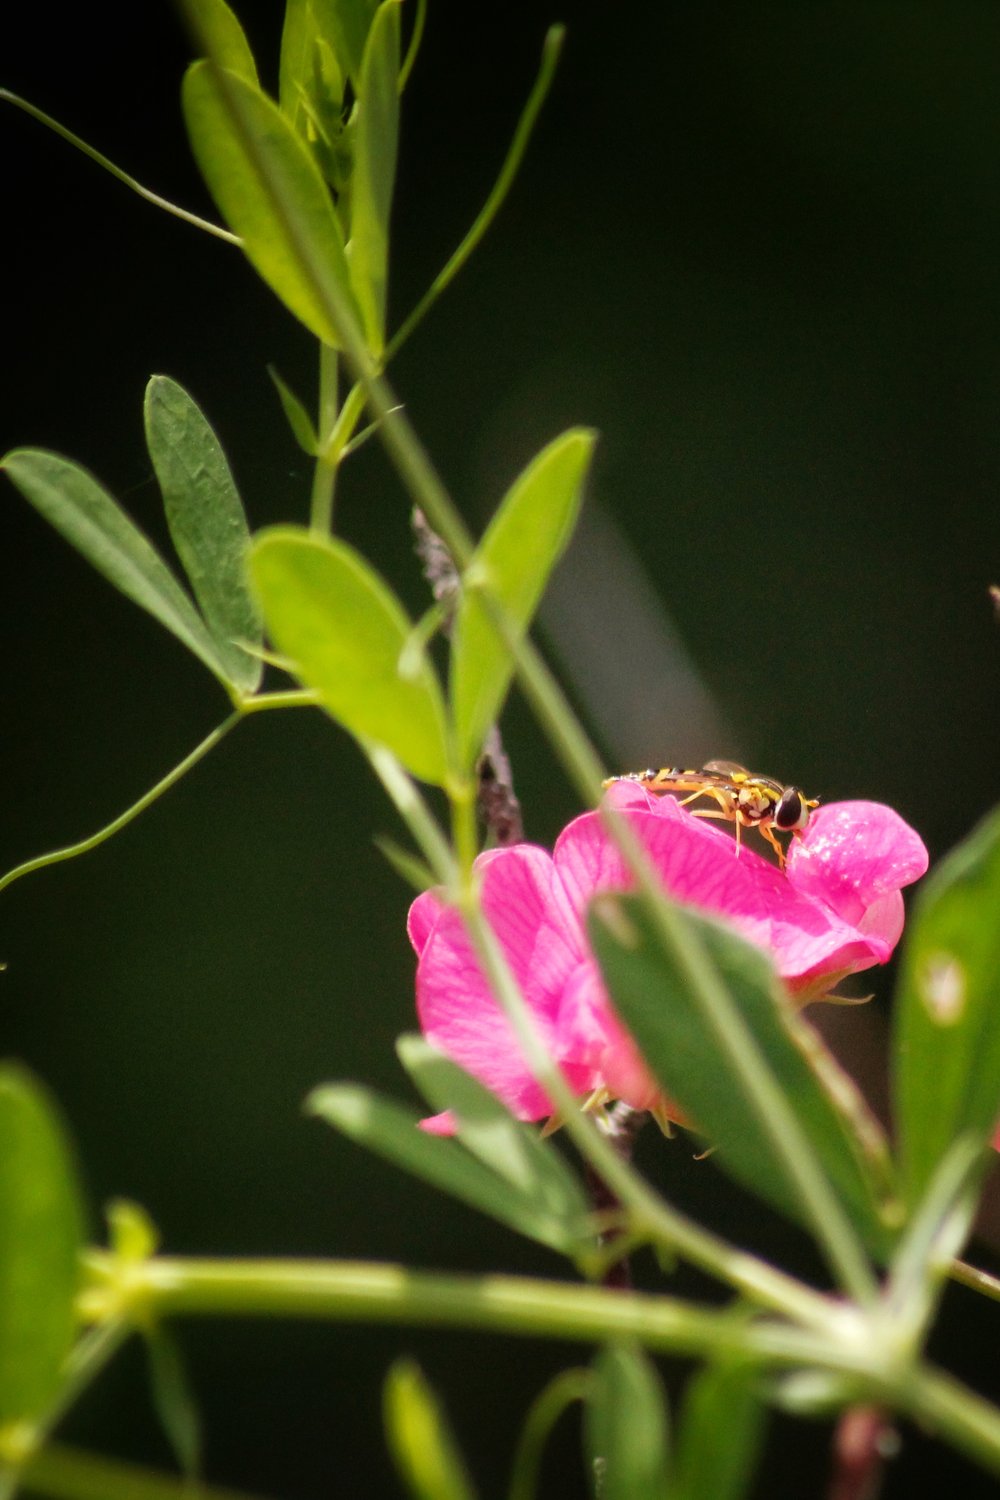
(602, 759, 820, 866)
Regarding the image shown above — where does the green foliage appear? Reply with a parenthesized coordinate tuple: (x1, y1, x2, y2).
(588, 892, 897, 1259)
(584, 1344, 670, 1500)
(267, 365, 320, 455)
(279, 0, 346, 185)
(250, 527, 450, 785)
(348, 0, 400, 354)
(383, 1359, 478, 1500)
(321, 0, 381, 86)
(451, 430, 595, 770)
(185, 0, 259, 85)
(143, 1326, 202, 1480)
(0, 1065, 84, 1457)
(671, 1361, 765, 1500)
(182, 60, 359, 348)
(307, 1081, 591, 1258)
(144, 375, 263, 694)
(396, 1036, 591, 1245)
(892, 804, 1000, 1209)
(1, 449, 237, 691)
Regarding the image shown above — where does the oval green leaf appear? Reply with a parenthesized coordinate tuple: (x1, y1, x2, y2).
(2, 449, 231, 687)
(672, 1361, 765, 1500)
(383, 1359, 478, 1500)
(584, 1344, 670, 1500)
(186, 0, 259, 85)
(891, 803, 1000, 1209)
(396, 1036, 591, 1244)
(0, 1065, 85, 1446)
(348, 0, 400, 354)
(144, 376, 263, 695)
(182, 60, 359, 348)
(451, 429, 595, 770)
(307, 1084, 580, 1254)
(588, 892, 898, 1260)
(251, 527, 449, 784)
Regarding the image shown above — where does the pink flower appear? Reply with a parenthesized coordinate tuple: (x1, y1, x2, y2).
(408, 783, 928, 1128)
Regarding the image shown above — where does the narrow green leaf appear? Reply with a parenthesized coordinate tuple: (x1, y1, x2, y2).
(144, 1326, 202, 1479)
(182, 60, 359, 347)
(588, 893, 897, 1258)
(24, 1440, 275, 1500)
(584, 1344, 670, 1500)
(250, 527, 450, 785)
(144, 376, 262, 694)
(451, 430, 595, 769)
(892, 805, 1000, 1208)
(322, 0, 381, 83)
(307, 1084, 585, 1254)
(278, 0, 346, 187)
(373, 835, 436, 893)
(267, 365, 319, 455)
(0, 1065, 84, 1447)
(396, 1036, 591, 1239)
(186, 0, 259, 85)
(2, 449, 231, 687)
(672, 1361, 765, 1500)
(383, 1360, 478, 1500)
(348, 0, 400, 354)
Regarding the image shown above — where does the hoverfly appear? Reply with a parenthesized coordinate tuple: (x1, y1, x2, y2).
(603, 759, 819, 866)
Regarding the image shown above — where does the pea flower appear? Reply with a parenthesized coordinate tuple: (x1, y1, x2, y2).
(408, 781, 928, 1128)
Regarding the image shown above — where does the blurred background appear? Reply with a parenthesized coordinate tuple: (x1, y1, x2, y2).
(4, 1, 1000, 1495)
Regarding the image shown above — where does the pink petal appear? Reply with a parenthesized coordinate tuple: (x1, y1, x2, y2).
(413, 845, 590, 1120)
(787, 802, 929, 927)
(556, 962, 663, 1112)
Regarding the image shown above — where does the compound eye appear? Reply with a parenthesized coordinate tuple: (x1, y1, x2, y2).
(775, 787, 809, 831)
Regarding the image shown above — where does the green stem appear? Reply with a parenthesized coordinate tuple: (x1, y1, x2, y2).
(0, 714, 241, 898)
(310, 344, 339, 532)
(0, 91, 239, 245)
(949, 1259, 1000, 1302)
(507, 1368, 593, 1500)
(385, 25, 565, 364)
(904, 1363, 1000, 1478)
(22, 1442, 271, 1500)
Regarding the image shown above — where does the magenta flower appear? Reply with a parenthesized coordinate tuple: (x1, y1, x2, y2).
(408, 782, 928, 1128)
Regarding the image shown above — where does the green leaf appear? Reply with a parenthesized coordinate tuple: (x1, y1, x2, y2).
(250, 527, 450, 785)
(186, 0, 259, 85)
(278, 0, 346, 186)
(2, 449, 232, 687)
(348, 0, 400, 354)
(383, 1360, 478, 1500)
(307, 1084, 586, 1255)
(584, 1344, 670, 1500)
(0, 1065, 84, 1451)
(588, 893, 898, 1259)
(892, 804, 1000, 1208)
(144, 1326, 202, 1480)
(395, 1036, 591, 1241)
(451, 430, 595, 770)
(267, 365, 319, 455)
(321, 0, 381, 83)
(672, 1361, 765, 1500)
(144, 376, 263, 695)
(182, 60, 359, 348)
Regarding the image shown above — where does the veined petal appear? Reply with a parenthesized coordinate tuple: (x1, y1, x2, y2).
(787, 801, 929, 926)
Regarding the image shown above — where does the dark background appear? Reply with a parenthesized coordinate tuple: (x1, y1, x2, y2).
(4, 2, 1000, 1496)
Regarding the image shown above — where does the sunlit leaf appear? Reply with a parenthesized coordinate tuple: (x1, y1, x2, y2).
(348, 0, 400, 353)
(2, 449, 231, 687)
(182, 60, 359, 347)
(384, 1360, 478, 1500)
(671, 1361, 765, 1500)
(250, 527, 450, 785)
(892, 804, 1000, 1208)
(144, 376, 262, 694)
(588, 893, 897, 1257)
(451, 430, 594, 770)
(396, 1036, 591, 1239)
(307, 1083, 586, 1255)
(278, 0, 346, 186)
(322, 0, 381, 83)
(0, 1065, 84, 1448)
(584, 1344, 670, 1500)
(186, 0, 259, 85)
